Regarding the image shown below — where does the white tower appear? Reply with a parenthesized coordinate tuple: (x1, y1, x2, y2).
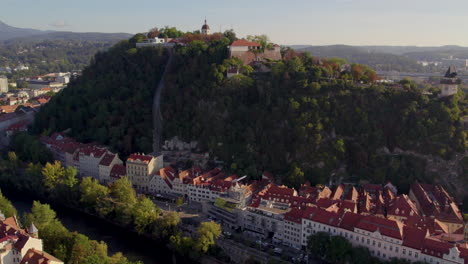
(440, 66, 460, 97)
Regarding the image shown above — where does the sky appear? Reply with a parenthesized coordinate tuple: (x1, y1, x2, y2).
(2, 0, 468, 46)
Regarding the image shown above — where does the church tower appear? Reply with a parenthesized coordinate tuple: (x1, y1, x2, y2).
(29, 222, 39, 238)
(201, 19, 210, 35)
(440, 66, 461, 97)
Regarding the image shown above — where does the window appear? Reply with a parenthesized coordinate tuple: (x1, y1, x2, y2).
(403, 249, 406, 255)
(409, 251, 412, 256)
(367, 239, 370, 245)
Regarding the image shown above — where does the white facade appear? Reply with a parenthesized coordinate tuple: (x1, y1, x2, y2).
(187, 184, 220, 202)
(149, 174, 172, 194)
(98, 155, 122, 185)
(440, 84, 458, 97)
(242, 206, 286, 244)
(0, 77, 8, 94)
(76, 148, 107, 179)
(127, 155, 163, 192)
(283, 220, 302, 249)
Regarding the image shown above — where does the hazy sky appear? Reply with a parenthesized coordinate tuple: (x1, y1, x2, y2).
(3, 0, 468, 46)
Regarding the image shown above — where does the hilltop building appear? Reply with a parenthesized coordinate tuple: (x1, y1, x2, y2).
(201, 19, 210, 35)
(228, 39, 282, 74)
(0, 76, 8, 94)
(440, 66, 461, 97)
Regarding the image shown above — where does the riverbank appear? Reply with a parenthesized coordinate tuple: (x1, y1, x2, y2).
(1, 187, 173, 264)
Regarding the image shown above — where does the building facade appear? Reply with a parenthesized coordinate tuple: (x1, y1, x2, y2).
(126, 154, 163, 192)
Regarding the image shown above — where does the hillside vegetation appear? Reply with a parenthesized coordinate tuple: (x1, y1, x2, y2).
(33, 35, 169, 155)
(33, 33, 467, 193)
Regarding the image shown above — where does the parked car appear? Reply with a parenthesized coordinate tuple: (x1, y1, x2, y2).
(273, 247, 283, 254)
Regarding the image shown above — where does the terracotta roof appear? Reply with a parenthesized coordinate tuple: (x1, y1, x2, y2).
(355, 215, 403, 239)
(78, 145, 107, 158)
(160, 166, 176, 181)
(20, 248, 63, 264)
(410, 183, 463, 224)
(14, 233, 31, 251)
(387, 194, 419, 218)
(210, 180, 232, 193)
(284, 208, 305, 224)
(402, 226, 427, 249)
(316, 198, 336, 209)
(0, 105, 19, 113)
(331, 184, 345, 200)
(230, 39, 261, 47)
(99, 153, 116, 166)
(110, 164, 126, 179)
(421, 237, 452, 258)
(339, 212, 364, 231)
(308, 208, 341, 227)
(127, 154, 153, 163)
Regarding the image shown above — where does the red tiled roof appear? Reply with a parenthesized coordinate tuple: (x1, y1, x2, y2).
(316, 198, 336, 209)
(339, 212, 364, 231)
(20, 248, 63, 264)
(230, 39, 261, 47)
(110, 164, 126, 179)
(14, 233, 30, 251)
(160, 166, 176, 181)
(308, 208, 341, 227)
(127, 154, 153, 163)
(421, 237, 452, 258)
(387, 194, 419, 218)
(355, 215, 403, 239)
(78, 145, 107, 158)
(284, 208, 304, 224)
(290, 196, 315, 209)
(99, 153, 116, 166)
(411, 183, 463, 224)
(331, 184, 345, 200)
(210, 180, 232, 193)
(402, 226, 427, 249)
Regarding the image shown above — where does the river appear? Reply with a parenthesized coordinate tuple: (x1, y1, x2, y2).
(2, 189, 173, 264)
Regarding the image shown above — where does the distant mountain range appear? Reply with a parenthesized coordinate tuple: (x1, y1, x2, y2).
(0, 20, 132, 43)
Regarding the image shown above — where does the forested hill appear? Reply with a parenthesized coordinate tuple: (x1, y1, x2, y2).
(33, 33, 467, 196)
(33, 35, 170, 155)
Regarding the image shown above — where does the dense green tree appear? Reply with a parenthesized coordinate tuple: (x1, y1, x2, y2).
(194, 221, 222, 253)
(132, 196, 159, 234)
(0, 190, 17, 218)
(109, 177, 137, 225)
(42, 161, 77, 190)
(80, 177, 110, 212)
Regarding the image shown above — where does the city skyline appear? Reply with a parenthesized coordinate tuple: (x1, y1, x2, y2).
(3, 0, 468, 46)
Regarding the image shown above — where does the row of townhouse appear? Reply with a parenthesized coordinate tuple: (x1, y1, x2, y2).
(41, 133, 125, 184)
(240, 180, 468, 264)
(41, 133, 172, 191)
(39, 134, 468, 263)
(282, 205, 468, 264)
(0, 214, 63, 264)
